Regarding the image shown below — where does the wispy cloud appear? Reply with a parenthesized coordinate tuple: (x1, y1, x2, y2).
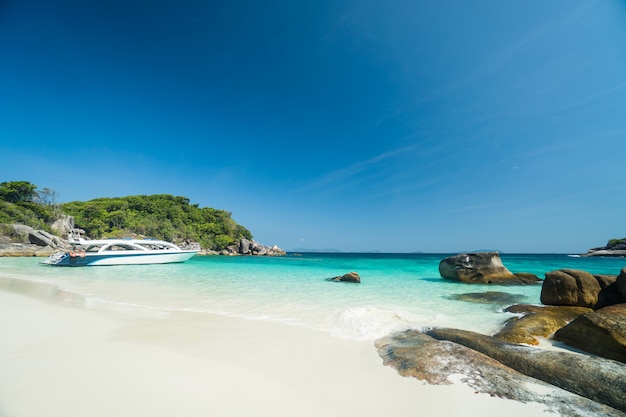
(447, 201, 502, 214)
(471, 1, 600, 81)
(299, 143, 423, 193)
(356, 174, 451, 203)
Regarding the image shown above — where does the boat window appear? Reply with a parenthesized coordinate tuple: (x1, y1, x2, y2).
(109, 244, 136, 251)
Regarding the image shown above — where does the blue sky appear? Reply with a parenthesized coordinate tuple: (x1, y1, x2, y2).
(1, 0, 625, 253)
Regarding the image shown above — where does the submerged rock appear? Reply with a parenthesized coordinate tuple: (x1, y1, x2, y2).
(376, 329, 623, 417)
(327, 271, 361, 283)
(425, 327, 626, 412)
(447, 291, 527, 305)
(439, 252, 540, 285)
(554, 303, 626, 364)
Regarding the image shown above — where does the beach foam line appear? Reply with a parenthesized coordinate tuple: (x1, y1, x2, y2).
(0, 279, 550, 417)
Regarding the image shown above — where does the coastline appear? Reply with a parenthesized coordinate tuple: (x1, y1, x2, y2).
(0, 277, 550, 417)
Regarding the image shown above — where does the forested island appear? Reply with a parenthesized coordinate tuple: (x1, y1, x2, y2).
(0, 180, 283, 255)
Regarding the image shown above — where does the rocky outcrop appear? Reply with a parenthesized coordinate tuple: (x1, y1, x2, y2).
(327, 271, 361, 283)
(439, 252, 541, 285)
(582, 239, 626, 257)
(425, 327, 626, 413)
(554, 304, 626, 364)
(0, 224, 286, 257)
(494, 304, 592, 345)
(219, 238, 286, 256)
(0, 242, 56, 257)
(376, 330, 624, 416)
(0, 224, 64, 256)
(540, 269, 625, 308)
(49, 215, 75, 238)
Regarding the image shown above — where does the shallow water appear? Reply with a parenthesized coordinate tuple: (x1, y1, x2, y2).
(1, 253, 624, 341)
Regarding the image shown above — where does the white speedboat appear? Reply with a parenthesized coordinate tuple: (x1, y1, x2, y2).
(42, 238, 198, 267)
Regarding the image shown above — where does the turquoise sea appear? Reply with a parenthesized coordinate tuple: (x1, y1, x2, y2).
(1, 253, 624, 341)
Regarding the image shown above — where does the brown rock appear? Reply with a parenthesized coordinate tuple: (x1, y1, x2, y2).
(540, 269, 601, 308)
(595, 274, 617, 289)
(494, 305, 591, 345)
(376, 329, 624, 417)
(616, 268, 626, 299)
(554, 303, 626, 364)
(447, 291, 527, 305)
(327, 271, 360, 283)
(426, 327, 626, 412)
(439, 252, 540, 285)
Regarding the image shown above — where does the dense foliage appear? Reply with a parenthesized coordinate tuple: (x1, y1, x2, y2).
(61, 195, 252, 250)
(0, 181, 59, 231)
(0, 181, 253, 250)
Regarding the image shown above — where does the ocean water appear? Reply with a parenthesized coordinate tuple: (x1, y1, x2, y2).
(1, 253, 624, 341)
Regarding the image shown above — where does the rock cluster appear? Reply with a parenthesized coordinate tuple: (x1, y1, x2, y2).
(540, 268, 625, 309)
(379, 258, 626, 414)
(376, 330, 624, 417)
(494, 304, 592, 345)
(439, 252, 541, 284)
(218, 238, 286, 256)
(0, 224, 64, 257)
(0, 223, 286, 257)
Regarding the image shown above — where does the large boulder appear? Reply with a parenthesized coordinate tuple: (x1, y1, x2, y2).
(494, 304, 592, 345)
(28, 229, 63, 249)
(49, 215, 75, 238)
(376, 330, 623, 417)
(426, 327, 626, 413)
(540, 269, 602, 308)
(439, 252, 540, 285)
(238, 238, 252, 254)
(554, 303, 626, 364)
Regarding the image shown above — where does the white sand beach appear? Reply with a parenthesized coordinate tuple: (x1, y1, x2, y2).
(0, 284, 549, 417)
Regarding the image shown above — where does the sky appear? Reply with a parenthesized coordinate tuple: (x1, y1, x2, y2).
(1, 0, 626, 253)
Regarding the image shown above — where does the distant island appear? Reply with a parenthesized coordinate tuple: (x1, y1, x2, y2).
(0, 180, 283, 255)
(582, 238, 626, 257)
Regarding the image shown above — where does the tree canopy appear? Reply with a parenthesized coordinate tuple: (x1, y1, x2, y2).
(61, 194, 252, 250)
(0, 181, 37, 204)
(0, 181, 253, 250)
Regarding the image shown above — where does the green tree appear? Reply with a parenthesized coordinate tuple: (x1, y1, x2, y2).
(0, 181, 37, 203)
(60, 194, 254, 250)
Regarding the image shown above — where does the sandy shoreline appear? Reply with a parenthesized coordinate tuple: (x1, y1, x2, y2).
(0, 279, 549, 417)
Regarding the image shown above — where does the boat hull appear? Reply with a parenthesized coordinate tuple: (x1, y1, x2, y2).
(43, 251, 197, 267)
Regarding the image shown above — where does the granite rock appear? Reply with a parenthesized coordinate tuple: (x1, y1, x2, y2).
(554, 303, 626, 364)
(439, 252, 540, 285)
(425, 327, 626, 412)
(376, 329, 623, 416)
